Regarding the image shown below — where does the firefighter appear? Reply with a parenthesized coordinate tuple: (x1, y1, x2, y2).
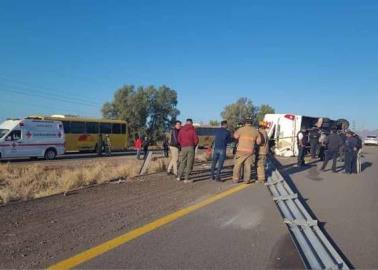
(232, 122, 243, 156)
(232, 118, 261, 184)
(257, 121, 269, 183)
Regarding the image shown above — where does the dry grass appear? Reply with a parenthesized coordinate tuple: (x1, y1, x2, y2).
(0, 157, 169, 205)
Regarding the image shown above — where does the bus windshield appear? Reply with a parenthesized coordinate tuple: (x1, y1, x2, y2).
(0, 129, 9, 138)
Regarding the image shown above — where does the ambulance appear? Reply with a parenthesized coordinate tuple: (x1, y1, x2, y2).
(263, 114, 348, 157)
(0, 118, 65, 160)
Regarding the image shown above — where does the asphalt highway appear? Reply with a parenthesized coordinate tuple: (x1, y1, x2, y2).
(78, 182, 302, 269)
(1, 147, 377, 269)
(276, 145, 378, 269)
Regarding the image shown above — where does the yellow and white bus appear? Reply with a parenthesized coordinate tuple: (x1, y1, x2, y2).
(195, 126, 221, 149)
(27, 115, 128, 153)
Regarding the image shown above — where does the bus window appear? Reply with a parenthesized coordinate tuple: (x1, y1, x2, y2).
(100, 123, 112, 134)
(112, 123, 121, 134)
(71, 121, 86, 134)
(87, 122, 99, 134)
(121, 124, 127, 134)
(197, 128, 216, 136)
(62, 121, 71, 134)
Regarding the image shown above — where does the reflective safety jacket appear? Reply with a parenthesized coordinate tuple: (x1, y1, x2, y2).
(234, 125, 260, 154)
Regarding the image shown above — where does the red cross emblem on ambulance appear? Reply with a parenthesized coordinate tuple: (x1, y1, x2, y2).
(26, 131, 32, 138)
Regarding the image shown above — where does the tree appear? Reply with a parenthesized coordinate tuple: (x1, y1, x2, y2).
(102, 84, 179, 143)
(209, 120, 220, 126)
(221, 97, 257, 129)
(147, 85, 180, 142)
(256, 104, 275, 123)
(221, 98, 275, 129)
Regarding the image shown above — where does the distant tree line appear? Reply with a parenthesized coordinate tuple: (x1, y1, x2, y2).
(102, 87, 274, 143)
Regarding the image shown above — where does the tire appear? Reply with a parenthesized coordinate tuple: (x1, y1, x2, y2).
(45, 148, 57, 160)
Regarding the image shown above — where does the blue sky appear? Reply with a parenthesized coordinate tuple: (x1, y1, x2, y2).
(0, 0, 377, 130)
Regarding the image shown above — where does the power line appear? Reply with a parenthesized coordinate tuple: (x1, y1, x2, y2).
(0, 94, 100, 118)
(0, 75, 105, 106)
(0, 86, 102, 108)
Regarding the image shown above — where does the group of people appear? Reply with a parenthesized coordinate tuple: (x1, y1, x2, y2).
(97, 134, 112, 156)
(166, 118, 270, 184)
(297, 127, 362, 174)
(134, 136, 150, 160)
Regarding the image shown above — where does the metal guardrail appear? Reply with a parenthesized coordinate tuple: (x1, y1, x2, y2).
(265, 160, 350, 269)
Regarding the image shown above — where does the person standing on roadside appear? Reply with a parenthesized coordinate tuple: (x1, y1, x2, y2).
(338, 130, 347, 162)
(167, 120, 181, 176)
(309, 127, 320, 159)
(256, 121, 269, 183)
(143, 137, 150, 160)
(163, 137, 169, 158)
(297, 128, 308, 167)
(210, 120, 231, 182)
(320, 128, 343, 172)
(104, 134, 112, 156)
(177, 119, 199, 183)
(134, 135, 143, 160)
(353, 133, 363, 173)
(232, 118, 261, 184)
(344, 131, 358, 174)
(98, 133, 103, 156)
(318, 131, 327, 161)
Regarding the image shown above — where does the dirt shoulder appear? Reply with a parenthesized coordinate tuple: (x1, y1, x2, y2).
(0, 161, 236, 269)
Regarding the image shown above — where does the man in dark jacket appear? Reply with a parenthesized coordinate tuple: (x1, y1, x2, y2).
(167, 121, 181, 176)
(353, 133, 363, 173)
(142, 137, 150, 160)
(344, 131, 358, 174)
(177, 119, 199, 183)
(309, 127, 320, 159)
(320, 129, 343, 172)
(210, 120, 231, 181)
(338, 130, 347, 162)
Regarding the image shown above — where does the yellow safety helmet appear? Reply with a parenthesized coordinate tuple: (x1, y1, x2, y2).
(259, 121, 268, 128)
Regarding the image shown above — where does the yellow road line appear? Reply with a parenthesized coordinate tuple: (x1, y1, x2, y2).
(48, 183, 250, 270)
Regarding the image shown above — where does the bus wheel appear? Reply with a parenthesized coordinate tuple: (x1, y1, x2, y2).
(45, 148, 57, 160)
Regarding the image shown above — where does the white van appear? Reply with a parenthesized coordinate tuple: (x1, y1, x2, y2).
(263, 114, 347, 157)
(0, 119, 65, 160)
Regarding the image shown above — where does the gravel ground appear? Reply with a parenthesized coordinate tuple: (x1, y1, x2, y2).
(0, 160, 238, 268)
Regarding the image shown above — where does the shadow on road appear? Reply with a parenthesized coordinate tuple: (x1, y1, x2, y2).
(361, 161, 372, 172)
(190, 165, 233, 182)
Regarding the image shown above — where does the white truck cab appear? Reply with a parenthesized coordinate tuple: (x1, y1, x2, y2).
(0, 119, 65, 160)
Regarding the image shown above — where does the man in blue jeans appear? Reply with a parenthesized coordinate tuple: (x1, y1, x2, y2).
(211, 120, 231, 182)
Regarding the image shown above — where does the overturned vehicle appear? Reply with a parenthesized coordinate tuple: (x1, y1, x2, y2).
(264, 114, 349, 157)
